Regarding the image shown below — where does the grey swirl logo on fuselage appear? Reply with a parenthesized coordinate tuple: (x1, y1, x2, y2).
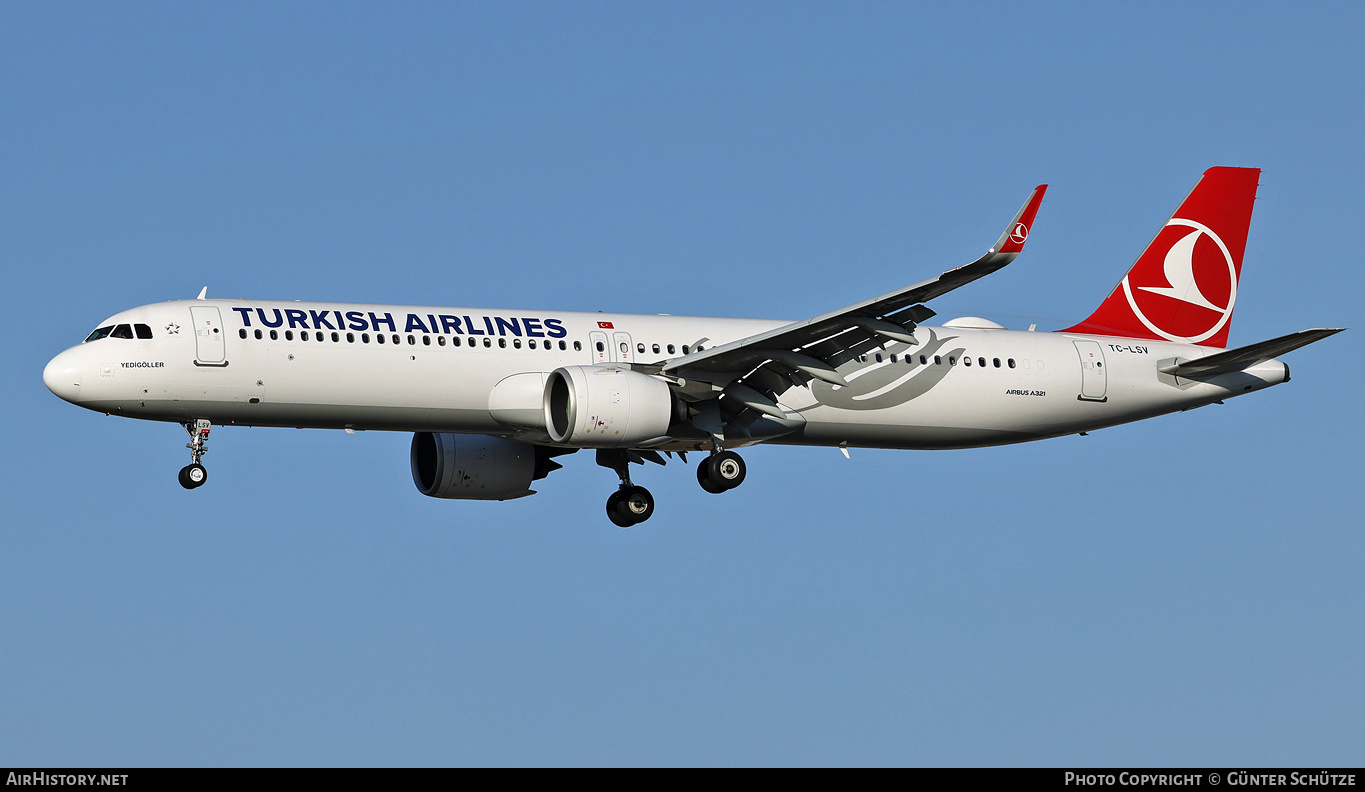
(807, 329, 963, 411)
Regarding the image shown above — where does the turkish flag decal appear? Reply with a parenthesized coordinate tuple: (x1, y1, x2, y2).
(598, 321, 614, 329)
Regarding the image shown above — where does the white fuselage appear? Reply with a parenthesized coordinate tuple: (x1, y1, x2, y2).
(43, 299, 1289, 451)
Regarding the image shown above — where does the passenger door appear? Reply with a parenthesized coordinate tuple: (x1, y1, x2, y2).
(189, 306, 227, 366)
(1073, 340, 1107, 401)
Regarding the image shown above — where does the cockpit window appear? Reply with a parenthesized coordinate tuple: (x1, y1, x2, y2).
(85, 326, 114, 342)
(134, 323, 153, 339)
(110, 324, 134, 339)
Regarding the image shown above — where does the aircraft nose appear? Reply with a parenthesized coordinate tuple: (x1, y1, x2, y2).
(43, 348, 83, 403)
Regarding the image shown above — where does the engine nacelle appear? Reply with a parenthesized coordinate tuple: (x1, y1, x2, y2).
(543, 365, 675, 447)
(410, 433, 553, 501)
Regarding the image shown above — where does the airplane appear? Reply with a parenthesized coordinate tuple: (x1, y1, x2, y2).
(43, 167, 1343, 526)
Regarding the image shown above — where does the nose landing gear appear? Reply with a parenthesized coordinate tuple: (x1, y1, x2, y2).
(179, 419, 211, 490)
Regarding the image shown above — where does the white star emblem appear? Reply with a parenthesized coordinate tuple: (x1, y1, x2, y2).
(165, 323, 180, 335)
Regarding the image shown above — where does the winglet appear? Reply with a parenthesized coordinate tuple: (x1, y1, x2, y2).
(990, 184, 1047, 255)
(196, 287, 208, 300)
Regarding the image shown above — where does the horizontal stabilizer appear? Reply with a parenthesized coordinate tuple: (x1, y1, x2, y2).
(1158, 328, 1345, 378)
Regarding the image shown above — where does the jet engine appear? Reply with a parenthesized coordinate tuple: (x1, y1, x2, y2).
(543, 366, 676, 447)
(410, 433, 568, 500)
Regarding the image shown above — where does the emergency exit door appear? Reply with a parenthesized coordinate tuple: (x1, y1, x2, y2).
(612, 331, 634, 364)
(589, 330, 610, 364)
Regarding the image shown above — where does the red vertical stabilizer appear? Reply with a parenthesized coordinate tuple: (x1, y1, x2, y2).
(1061, 167, 1260, 348)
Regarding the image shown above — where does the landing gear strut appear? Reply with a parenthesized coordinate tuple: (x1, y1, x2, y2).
(179, 419, 211, 490)
(697, 449, 746, 494)
(597, 450, 655, 527)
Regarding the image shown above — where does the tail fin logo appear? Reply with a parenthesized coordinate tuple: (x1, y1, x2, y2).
(1120, 218, 1237, 344)
(1009, 223, 1029, 245)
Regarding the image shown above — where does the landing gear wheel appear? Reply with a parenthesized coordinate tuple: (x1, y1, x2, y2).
(707, 450, 746, 490)
(612, 485, 655, 525)
(606, 492, 634, 528)
(179, 463, 207, 490)
(697, 460, 727, 494)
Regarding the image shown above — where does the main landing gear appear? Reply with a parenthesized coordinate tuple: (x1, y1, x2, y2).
(697, 449, 746, 494)
(595, 447, 748, 526)
(597, 450, 655, 528)
(179, 419, 211, 490)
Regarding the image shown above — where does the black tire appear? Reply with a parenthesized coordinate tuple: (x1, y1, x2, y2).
(185, 463, 207, 489)
(606, 492, 634, 527)
(615, 485, 655, 524)
(708, 451, 746, 490)
(697, 460, 726, 494)
(178, 466, 194, 489)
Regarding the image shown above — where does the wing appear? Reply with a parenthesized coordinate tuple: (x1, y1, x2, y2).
(658, 184, 1047, 419)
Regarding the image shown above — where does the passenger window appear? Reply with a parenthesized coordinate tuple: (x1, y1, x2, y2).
(934, 356, 941, 365)
(408, 335, 416, 345)
(239, 329, 247, 339)
(890, 354, 897, 362)
(667, 344, 676, 354)
(331, 332, 339, 342)
(949, 356, 956, 365)
(452, 337, 461, 347)
(301, 331, 309, 341)
(422, 335, 430, 346)
(875, 354, 883, 363)
(1008, 358, 1016, 368)
(573, 341, 581, 351)
(994, 358, 1001, 368)
(920, 355, 927, 365)
(111, 324, 133, 339)
(964, 357, 972, 366)
(85, 326, 114, 342)
(528, 339, 536, 349)
(347, 332, 355, 343)
(362, 333, 370, 343)
(255, 329, 263, 340)
(391, 334, 399, 345)
(499, 338, 507, 348)
(438, 336, 446, 346)
(653, 344, 660, 354)
(269, 330, 277, 340)
(620, 342, 628, 354)
(513, 338, 521, 349)
(483, 337, 491, 348)
(377, 333, 385, 344)
(682, 345, 690, 354)
(595, 341, 605, 352)
(285, 330, 293, 341)
(134, 324, 153, 339)
(978, 357, 986, 367)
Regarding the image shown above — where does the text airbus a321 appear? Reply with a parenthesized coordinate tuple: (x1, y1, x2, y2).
(44, 167, 1343, 526)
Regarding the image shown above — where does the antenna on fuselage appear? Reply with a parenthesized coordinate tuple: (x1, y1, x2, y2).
(195, 287, 208, 300)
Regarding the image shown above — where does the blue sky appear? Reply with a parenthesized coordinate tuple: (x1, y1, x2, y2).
(3, 2, 1362, 766)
